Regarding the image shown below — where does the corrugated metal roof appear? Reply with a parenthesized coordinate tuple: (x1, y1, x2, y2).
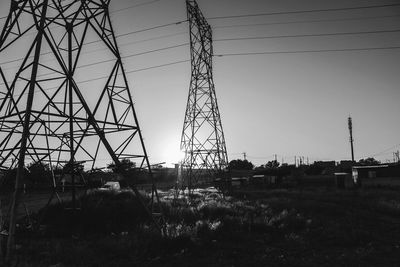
(353, 165, 389, 169)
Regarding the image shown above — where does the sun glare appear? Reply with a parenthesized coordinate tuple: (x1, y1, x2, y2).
(161, 141, 185, 166)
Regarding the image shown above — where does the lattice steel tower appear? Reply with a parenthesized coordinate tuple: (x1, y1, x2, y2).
(0, 0, 162, 256)
(180, 0, 228, 190)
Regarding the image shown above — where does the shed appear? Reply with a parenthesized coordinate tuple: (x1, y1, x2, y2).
(352, 164, 400, 186)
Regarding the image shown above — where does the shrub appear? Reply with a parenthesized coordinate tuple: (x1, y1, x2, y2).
(39, 190, 151, 236)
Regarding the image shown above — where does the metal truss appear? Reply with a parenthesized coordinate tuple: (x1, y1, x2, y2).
(180, 0, 228, 190)
(0, 0, 163, 257)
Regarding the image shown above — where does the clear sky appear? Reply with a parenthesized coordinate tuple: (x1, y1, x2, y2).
(0, 0, 399, 167)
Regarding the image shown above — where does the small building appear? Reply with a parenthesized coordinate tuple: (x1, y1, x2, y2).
(250, 174, 277, 185)
(352, 164, 400, 187)
(334, 172, 353, 189)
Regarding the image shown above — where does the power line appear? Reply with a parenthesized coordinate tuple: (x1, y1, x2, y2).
(214, 28, 400, 42)
(2, 59, 189, 97)
(114, 20, 187, 38)
(0, 31, 187, 72)
(29, 25, 393, 71)
(1, 43, 189, 84)
(125, 59, 189, 74)
(119, 31, 186, 45)
(110, 0, 163, 14)
(122, 42, 188, 59)
(72, 59, 189, 84)
(0, 20, 187, 66)
(368, 143, 400, 158)
(213, 15, 400, 30)
(0, 0, 165, 20)
(36, 43, 189, 78)
(214, 46, 400, 57)
(207, 3, 400, 20)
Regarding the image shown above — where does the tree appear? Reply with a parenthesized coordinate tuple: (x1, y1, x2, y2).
(107, 159, 148, 186)
(228, 159, 254, 170)
(63, 161, 85, 174)
(358, 157, 380, 166)
(265, 160, 280, 169)
(107, 158, 136, 174)
(0, 168, 19, 190)
(26, 161, 51, 185)
(304, 162, 325, 175)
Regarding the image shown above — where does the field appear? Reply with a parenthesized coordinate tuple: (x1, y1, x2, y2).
(5, 186, 400, 266)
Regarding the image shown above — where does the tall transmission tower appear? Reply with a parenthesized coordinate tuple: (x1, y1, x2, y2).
(180, 0, 228, 190)
(0, 0, 162, 256)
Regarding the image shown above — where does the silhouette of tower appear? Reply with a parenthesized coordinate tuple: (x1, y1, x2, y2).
(180, 0, 228, 190)
(348, 116, 355, 162)
(0, 0, 162, 257)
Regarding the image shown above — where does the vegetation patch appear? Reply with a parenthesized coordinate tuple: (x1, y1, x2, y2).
(38, 190, 150, 236)
(9, 187, 400, 266)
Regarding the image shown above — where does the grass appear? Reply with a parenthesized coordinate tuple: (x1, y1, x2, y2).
(9, 187, 400, 266)
(35, 190, 150, 236)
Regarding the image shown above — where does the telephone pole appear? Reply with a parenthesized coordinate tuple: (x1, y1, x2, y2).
(348, 117, 355, 162)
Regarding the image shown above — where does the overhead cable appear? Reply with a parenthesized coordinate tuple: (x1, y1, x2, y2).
(207, 3, 400, 20)
(213, 15, 400, 30)
(0, 20, 187, 66)
(36, 43, 189, 78)
(110, 0, 163, 14)
(0, 59, 189, 96)
(214, 28, 400, 42)
(214, 46, 400, 57)
(0, 0, 165, 20)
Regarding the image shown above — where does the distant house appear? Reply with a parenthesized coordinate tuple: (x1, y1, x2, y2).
(250, 174, 277, 185)
(352, 164, 400, 186)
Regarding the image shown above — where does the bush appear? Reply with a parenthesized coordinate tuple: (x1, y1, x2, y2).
(39, 190, 151, 236)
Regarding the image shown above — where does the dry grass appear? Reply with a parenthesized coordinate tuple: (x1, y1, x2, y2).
(10, 187, 400, 266)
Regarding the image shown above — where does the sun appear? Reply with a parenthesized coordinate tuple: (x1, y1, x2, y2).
(161, 141, 185, 166)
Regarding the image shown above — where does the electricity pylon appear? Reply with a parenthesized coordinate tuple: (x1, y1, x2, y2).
(180, 0, 228, 191)
(0, 0, 162, 258)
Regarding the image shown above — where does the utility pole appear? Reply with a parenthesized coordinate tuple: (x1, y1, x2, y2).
(348, 117, 355, 162)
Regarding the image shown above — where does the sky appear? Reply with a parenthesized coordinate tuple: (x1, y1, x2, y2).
(0, 0, 399, 168)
